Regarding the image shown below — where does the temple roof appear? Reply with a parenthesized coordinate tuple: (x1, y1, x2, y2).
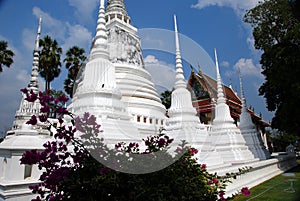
(188, 69, 270, 127)
(188, 70, 241, 106)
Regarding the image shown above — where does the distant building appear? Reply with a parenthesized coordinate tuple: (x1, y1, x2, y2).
(187, 69, 270, 132)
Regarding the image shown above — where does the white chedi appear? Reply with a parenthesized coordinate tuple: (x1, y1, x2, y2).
(166, 15, 215, 164)
(69, 0, 141, 147)
(105, 0, 166, 136)
(238, 73, 270, 159)
(209, 49, 255, 163)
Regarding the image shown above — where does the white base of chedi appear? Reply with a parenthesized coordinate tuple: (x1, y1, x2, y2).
(219, 153, 298, 197)
(240, 128, 271, 160)
(0, 126, 51, 201)
(209, 127, 256, 163)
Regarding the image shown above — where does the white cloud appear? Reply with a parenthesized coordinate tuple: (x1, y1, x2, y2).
(192, 0, 259, 16)
(246, 36, 263, 58)
(31, 7, 93, 54)
(221, 61, 230, 67)
(0, 3, 94, 133)
(144, 55, 158, 63)
(0, 53, 29, 133)
(144, 55, 176, 94)
(22, 28, 36, 51)
(62, 24, 93, 53)
(234, 58, 262, 78)
(68, 0, 98, 23)
(253, 81, 262, 92)
(32, 7, 66, 41)
(224, 70, 234, 78)
(246, 37, 255, 51)
(16, 69, 30, 82)
(191, 0, 263, 60)
(224, 58, 263, 79)
(0, 35, 46, 133)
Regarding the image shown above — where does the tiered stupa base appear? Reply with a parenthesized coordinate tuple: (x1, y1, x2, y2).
(240, 128, 271, 160)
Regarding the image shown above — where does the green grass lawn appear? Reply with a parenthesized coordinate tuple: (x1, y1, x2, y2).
(232, 159, 300, 201)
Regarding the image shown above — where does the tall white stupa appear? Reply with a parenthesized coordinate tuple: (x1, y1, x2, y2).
(6, 17, 48, 136)
(70, 0, 141, 146)
(105, 0, 167, 136)
(238, 72, 270, 159)
(166, 15, 225, 166)
(166, 15, 208, 152)
(209, 49, 255, 163)
(0, 17, 51, 201)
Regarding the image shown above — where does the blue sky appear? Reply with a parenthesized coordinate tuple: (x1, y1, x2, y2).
(0, 0, 273, 134)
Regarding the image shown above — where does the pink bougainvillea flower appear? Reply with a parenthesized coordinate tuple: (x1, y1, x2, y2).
(219, 190, 226, 201)
(40, 105, 50, 113)
(20, 88, 28, 94)
(176, 147, 182, 152)
(86, 115, 97, 126)
(208, 178, 219, 185)
(213, 178, 219, 185)
(39, 115, 48, 122)
(158, 138, 166, 147)
(200, 164, 206, 169)
(100, 167, 109, 174)
(188, 148, 199, 156)
(57, 94, 69, 103)
(25, 90, 38, 102)
(20, 149, 41, 165)
(241, 187, 250, 196)
(26, 115, 37, 125)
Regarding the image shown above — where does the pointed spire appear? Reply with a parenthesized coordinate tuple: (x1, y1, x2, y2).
(28, 16, 42, 93)
(7, 17, 44, 134)
(190, 63, 195, 75)
(197, 62, 202, 74)
(239, 69, 246, 107)
(35, 16, 42, 51)
(90, 0, 109, 59)
(212, 48, 235, 126)
(174, 14, 186, 89)
(239, 70, 255, 128)
(229, 79, 233, 89)
(214, 48, 226, 104)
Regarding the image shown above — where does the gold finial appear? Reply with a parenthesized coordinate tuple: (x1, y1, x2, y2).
(197, 62, 202, 74)
(190, 63, 194, 73)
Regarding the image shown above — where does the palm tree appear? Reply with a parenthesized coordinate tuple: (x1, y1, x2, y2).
(63, 46, 86, 98)
(39, 35, 62, 91)
(0, 40, 14, 73)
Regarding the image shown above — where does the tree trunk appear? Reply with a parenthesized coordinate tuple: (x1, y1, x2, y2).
(45, 74, 50, 91)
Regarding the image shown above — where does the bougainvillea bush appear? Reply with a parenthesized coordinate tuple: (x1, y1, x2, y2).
(20, 89, 249, 201)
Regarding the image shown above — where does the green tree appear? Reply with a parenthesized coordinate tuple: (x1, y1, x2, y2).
(160, 90, 172, 109)
(63, 46, 86, 98)
(60, 148, 221, 201)
(269, 130, 297, 152)
(39, 35, 62, 91)
(244, 0, 300, 136)
(0, 40, 14, 72)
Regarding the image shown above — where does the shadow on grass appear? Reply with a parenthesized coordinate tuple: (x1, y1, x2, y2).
(232, 160, 300, 201)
